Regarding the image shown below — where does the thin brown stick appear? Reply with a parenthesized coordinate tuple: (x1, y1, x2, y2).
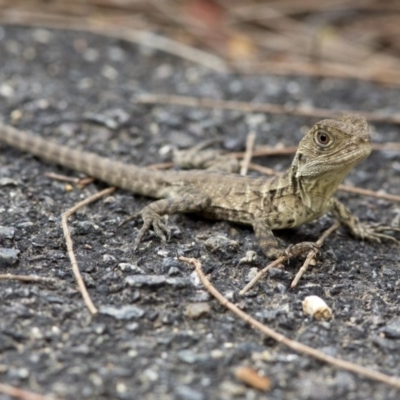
(112, 29, 228, 72)
(239, 256, 287, 295)
(372, 143, 400, 152)
(249, 162, 281, 176)
(241, 222, 341, 294)
(290, 222, 341, 288)
(62, 187, 116, 315)
(135, 93, 335, 119)
(179, 256, 400, 389)
(338, 185, 400, 203)
(45, 172, 94, 188)
(0, 274, 56, 283)
(0, 383, 56, 400)
(232, 59, 400, 88)
(240, 131, 257, 176)
(44, 172, 82, 184)
(234, 142, 400, 158)
(135, 93, 400, 125)
(232, 146, 298, 158)
(77, 177, 95, 188)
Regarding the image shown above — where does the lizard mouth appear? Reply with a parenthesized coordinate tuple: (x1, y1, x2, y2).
(333, 142, 372, 166)
(306, 143, 372, 176)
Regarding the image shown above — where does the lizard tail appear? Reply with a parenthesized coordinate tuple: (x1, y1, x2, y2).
(0, 122, 168, 197)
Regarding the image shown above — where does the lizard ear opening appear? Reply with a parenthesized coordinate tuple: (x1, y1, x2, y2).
(298, 152, 308, 164)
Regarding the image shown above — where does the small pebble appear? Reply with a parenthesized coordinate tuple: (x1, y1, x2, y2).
(185, 303, 211, 319)
(99, 305, 144, 320)
(0, 226, 15, 239)
(125, 275, 166, 287)
(0, 248, 20, 267)
(302, 295, 332, 321)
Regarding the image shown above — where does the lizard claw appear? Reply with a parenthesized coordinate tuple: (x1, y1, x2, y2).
(351, 222, 399, 243)
(133, 209, 171, 251)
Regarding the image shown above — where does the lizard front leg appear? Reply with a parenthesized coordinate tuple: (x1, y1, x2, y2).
(252, 219, 317, 259)
(328, 197, 400, 242)
(133, 193, 211, 251)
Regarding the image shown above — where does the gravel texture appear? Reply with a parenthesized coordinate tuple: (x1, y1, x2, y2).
(0, 25, 399, 400)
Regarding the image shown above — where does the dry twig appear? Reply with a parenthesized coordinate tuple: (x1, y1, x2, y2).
(135, 93, 400, 125)
(45, 172, 82, 184)
(239, 256, 287, 296)
(0, 274, 56, 283)
(240, 222, 341, 294)
(236, 142, 400, 157)
(233, 60, 400, 88)
(179, 256, 400, 389)
(232, 146, 299, 158)
(240, 131, 257, 176)
(338, 185, 400, 203)
(290, 222, 341, 288)
(0, 382, 56, 400)
(234, 366, 271, 391)
(45, 172, 94, 188)
(62, 187, 116, 315)
(248, 162, 281, 177)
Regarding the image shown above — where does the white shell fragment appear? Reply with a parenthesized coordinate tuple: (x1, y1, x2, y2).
(302, 295, 332, 321)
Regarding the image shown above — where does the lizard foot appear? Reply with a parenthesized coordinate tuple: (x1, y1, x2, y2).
(133, 210, 171, 251)
(350, 222, 400, 243)
(285, 242, 319, 260)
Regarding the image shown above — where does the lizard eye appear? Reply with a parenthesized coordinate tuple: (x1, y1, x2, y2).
(314, 129, 332, 147)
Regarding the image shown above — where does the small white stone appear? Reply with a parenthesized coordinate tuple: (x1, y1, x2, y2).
(128, 349, 138, 358)
(157, 249, 169, 257)
(101, 65, 118, 80)
(51, 326, 61, 336)
(17, 368, 29, 379)
(83, 48, 99, 62)
(210, 349, 224, 359)
(189, 271, 202, 288)
(142, 368, 159, 381)
(302, 295, 332, 321)
(36, 99, 49, 109)
(246, 267, 258, 282)
(0, 84, 15, 98)
(33, 29, 52, 43)
(31, 327, 43, 339)
(116, 382, 127, 394)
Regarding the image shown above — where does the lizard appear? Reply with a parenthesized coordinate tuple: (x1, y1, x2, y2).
(0, 114, 398, 259)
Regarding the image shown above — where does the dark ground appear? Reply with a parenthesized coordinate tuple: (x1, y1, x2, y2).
(0, 25, 399, 400)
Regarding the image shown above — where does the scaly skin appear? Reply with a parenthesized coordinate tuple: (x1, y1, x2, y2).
(0, 115, 398, 258)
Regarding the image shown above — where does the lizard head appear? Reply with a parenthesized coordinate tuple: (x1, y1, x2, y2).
(292, 114, 371, 181)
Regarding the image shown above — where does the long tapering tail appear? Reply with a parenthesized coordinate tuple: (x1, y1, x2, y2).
(0, 122, 169, 197)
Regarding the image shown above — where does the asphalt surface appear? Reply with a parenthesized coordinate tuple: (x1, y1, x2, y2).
(0, 25, 399, 400)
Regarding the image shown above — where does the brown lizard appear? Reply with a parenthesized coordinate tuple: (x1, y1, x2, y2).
(0, 115, 398, 258)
